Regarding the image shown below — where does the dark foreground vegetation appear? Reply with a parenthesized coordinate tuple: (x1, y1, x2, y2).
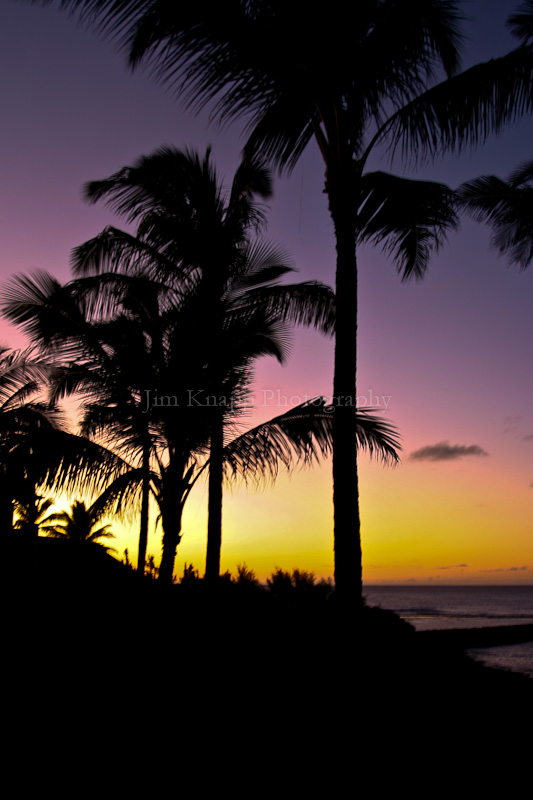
(4, 536, 531, 770)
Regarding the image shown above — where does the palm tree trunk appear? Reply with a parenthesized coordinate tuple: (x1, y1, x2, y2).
(158, 477, 184, 585)
(137, 438, 151, 575)
(328, 164, 362, 605)
(205, 407, 224, 582)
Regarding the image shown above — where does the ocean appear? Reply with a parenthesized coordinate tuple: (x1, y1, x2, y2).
(363, 585, 533, 678)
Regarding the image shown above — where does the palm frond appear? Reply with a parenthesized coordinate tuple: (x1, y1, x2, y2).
(458, 167, 533, 269)
(222, 399, 400, 486)
(508, 1, 533, 44)
(0, 346, 56, 401)
(234, 239, 295, 280)
(226, 154, 273, 234)
(83, 145, 222, 222)
(86, 468, 147, 520)
(0, 271, 78, 347)
(242, 98, 319, 174)
(508, 159, 533, 187)
(358, 171, 459, 280)
(71, 225, 189, 281)
(32, 427, 131, 498)
(385, 45, 533, 163)
(227, 271, 335, 337)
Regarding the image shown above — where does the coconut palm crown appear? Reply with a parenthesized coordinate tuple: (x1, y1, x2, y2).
(45, 499, 116, 551)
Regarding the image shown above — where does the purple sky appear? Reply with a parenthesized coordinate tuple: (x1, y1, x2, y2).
(1, 0, 532, 582)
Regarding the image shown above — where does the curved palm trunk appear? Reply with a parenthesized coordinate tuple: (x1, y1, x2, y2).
(205, 407, 224, 582)
(328, 165, 363, 605)
(158, 500, 184, 584)
(137, 437, 151, 575)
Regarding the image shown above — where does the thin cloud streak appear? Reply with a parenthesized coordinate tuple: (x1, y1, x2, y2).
(480, 566, 528, 572)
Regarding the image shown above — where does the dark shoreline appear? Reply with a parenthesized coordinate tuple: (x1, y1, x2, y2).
(413, 623, 533, 684)
(4, 537, 533, 707)
(4, 538, 532, 770)
(417, 623, 533, 650)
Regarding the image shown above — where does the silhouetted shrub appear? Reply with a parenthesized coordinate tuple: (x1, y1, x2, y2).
(292, 569, 316, 590)
(145, 554, 159, 580)
(122, 548, 135, 570)
(235, 562, 259, 585)
(266, 568, 334, 604)
(267, 567, 293, 597)
(180, 563, 200, 583)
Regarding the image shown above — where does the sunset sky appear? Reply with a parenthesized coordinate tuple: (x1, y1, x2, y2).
(1, 0, 532, 585)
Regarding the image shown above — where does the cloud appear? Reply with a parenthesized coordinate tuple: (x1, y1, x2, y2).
(523, 434, 533, 442)
(409, 441, 489, 462)
(479, 566, 528, 573)
(504, 416, 522, 434)
(530, 482, 533, 489)
(437, 564, 468, 570)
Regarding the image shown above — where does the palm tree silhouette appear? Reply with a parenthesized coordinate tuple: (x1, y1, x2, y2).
(70, 146, 337, 582)
(48, 274, 166, 576)
(44, 499, 116, 552)
(13, 493, 56, 539)
(1, 271, 180, 574)
(42, 0, 533, 601)
(0, 345, 52, 535)
(0, 343, 125, 538)
(458, 0, 533, 263)
(2, 270, 362, 584)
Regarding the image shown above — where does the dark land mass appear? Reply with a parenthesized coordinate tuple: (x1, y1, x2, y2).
(3, 536, 532, 774)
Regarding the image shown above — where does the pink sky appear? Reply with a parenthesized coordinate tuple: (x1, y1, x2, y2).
(1, 0, 532, 583)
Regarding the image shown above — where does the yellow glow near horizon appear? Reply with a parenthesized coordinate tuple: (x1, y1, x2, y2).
(103, 450, 533, 585)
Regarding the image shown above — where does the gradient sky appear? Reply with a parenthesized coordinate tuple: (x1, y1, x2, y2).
(1, 0, 532, 584)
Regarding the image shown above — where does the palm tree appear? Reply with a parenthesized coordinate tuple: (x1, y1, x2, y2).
(37, 0, 533, 602)
(13, 492, 56, 539)
(2, 267, 399, 584)
(96, 281, 398, 585)
(457, 2, 533, 254)
(1, 270, 347, 585)
(53, 278, 163, 576)
(459, 160, 533, 269)
(0, 343, 125, 538)
(70, 146, 337, 582)
(0, 344, 52, 535)
(44, 499, 116, 551)
(1, 270, 172, 572)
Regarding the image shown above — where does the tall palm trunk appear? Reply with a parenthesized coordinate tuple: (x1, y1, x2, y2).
(158, 457, 186, 584)
(136, 436, 151, 575)
(205, 406, 224, 582)
(328, 164, 362, 604)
